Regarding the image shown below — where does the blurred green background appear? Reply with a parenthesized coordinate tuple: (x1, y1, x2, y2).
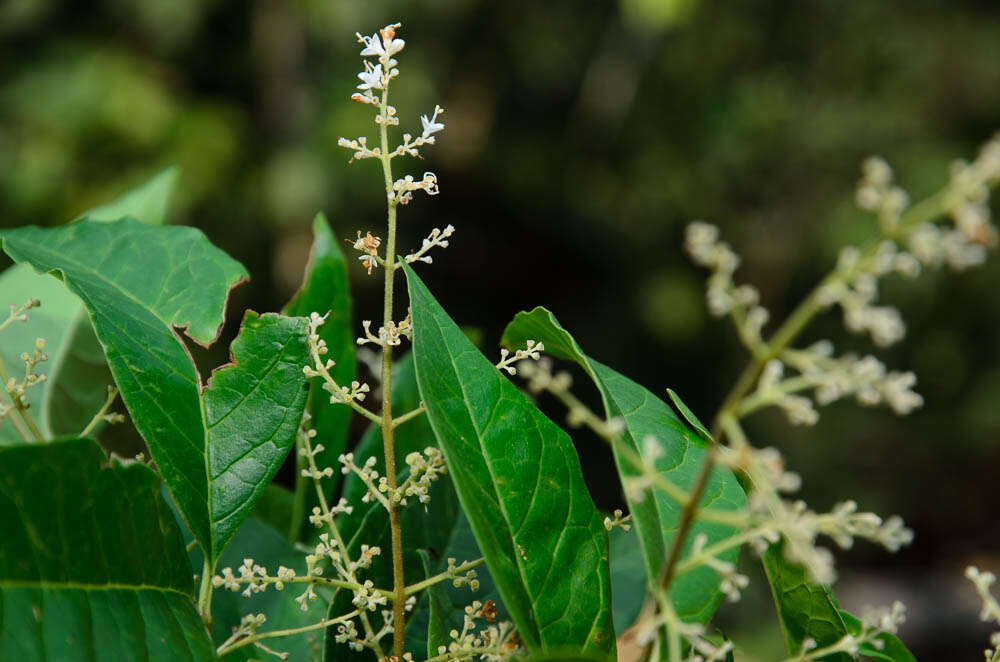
(1, 0, 999, 658)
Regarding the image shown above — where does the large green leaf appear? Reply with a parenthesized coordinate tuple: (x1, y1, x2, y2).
(501, 307, 746, 623)
(284, 213, 355, 539)
(405, 265, 615, 658)
(1, 219, 308, 563)
(762, 543, 852, 662)
(204, 310, 311, 557)
(0, 437, 215, 661)
(0, 169, 180, 445)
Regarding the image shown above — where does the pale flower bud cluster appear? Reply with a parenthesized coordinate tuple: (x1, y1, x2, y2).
(496, 339, 544, 376)
(753, 359, 819, 426)
(517, 357, 572, 396)
(690, 533, 749, 603)
(399, 447, 447, 506)
(392, 172, 439, 205)
(784, 343, 923, 415)
(405, 224, 455, 265)
(816, 243, 912, 347)
(603, 509, 632, 532)
(717, 439, 911, 586)
(357, 317, 412, 348)
(966, 566, 1000, 660)
(7, 337, 48, 408)
(855, 157, 911, 233)
(447, 557, 481, 591)
(435, 600, 520, 662)
(685, 222, 770, 345)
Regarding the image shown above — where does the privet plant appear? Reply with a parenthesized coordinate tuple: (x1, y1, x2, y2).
(1, 22, 999, 662)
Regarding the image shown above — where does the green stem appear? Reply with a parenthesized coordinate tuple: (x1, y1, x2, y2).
(80, 387, 118, 437)
(404, 558, 485, 595)
(289, 430, 308, 542)
(217, 609, 361, 657)
(377, 84, 407, 662)
(198, 556, 214, 627)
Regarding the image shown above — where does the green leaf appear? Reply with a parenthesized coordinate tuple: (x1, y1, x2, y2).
(405, 265, 615, 658)
(501, 307, 746, 623)
(1, 219, 309, 564)
(609, 527, 647, 636)
(839, 610, 917, 662)
(0, 437, 215, 661)
(284, 213, 355, 539)
(762, 543, 852, 661)
(83, 166, 179, 225)
(204, 311, 311, 557)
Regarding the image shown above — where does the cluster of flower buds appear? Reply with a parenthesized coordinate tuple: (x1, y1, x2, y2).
(816, 243, 914, 347)
(398, 447, 447, 506)
(435, 601, 520, 662)
(392, 171, 440, 205)
(603, 509, 631, 532)
(685, 222, 770, 347)
(6, 337, 48, 409)
(495, 339, 544, 376)
(390, 106, 446, 159)
(784, 342, 923, 415)
(405, 225, 455, 265)
(966, 566, 1000, 660)
(357, 317, 412, 348)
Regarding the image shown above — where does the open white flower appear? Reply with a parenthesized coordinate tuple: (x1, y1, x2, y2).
(421, 105, 445, 140)
(357, 63, 384, 91)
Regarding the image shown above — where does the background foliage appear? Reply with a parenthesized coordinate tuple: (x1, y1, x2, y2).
(2, 0, 999, 657)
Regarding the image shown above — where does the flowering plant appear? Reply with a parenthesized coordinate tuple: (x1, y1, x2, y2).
(0, 21, 999, 662)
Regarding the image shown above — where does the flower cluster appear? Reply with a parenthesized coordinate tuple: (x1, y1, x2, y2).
(434, 601, 520, 662)
(966, 566, 1000, 660)
(337, 21, 446, 207)
(495, 339, 544, 376)
(717, 437, 913, 586)
(398, 447, 447, 506)
(6, 337, 48, 410)
(405, 225, 455, 265)
(685, 222, 769, 349)
(357, 315, 412, 348)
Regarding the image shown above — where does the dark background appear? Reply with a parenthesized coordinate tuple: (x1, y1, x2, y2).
(2, 0, 999, 658)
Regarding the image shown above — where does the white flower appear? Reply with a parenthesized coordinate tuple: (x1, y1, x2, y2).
(357, 63, 384, 91)
(421, 105, 445, 140)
